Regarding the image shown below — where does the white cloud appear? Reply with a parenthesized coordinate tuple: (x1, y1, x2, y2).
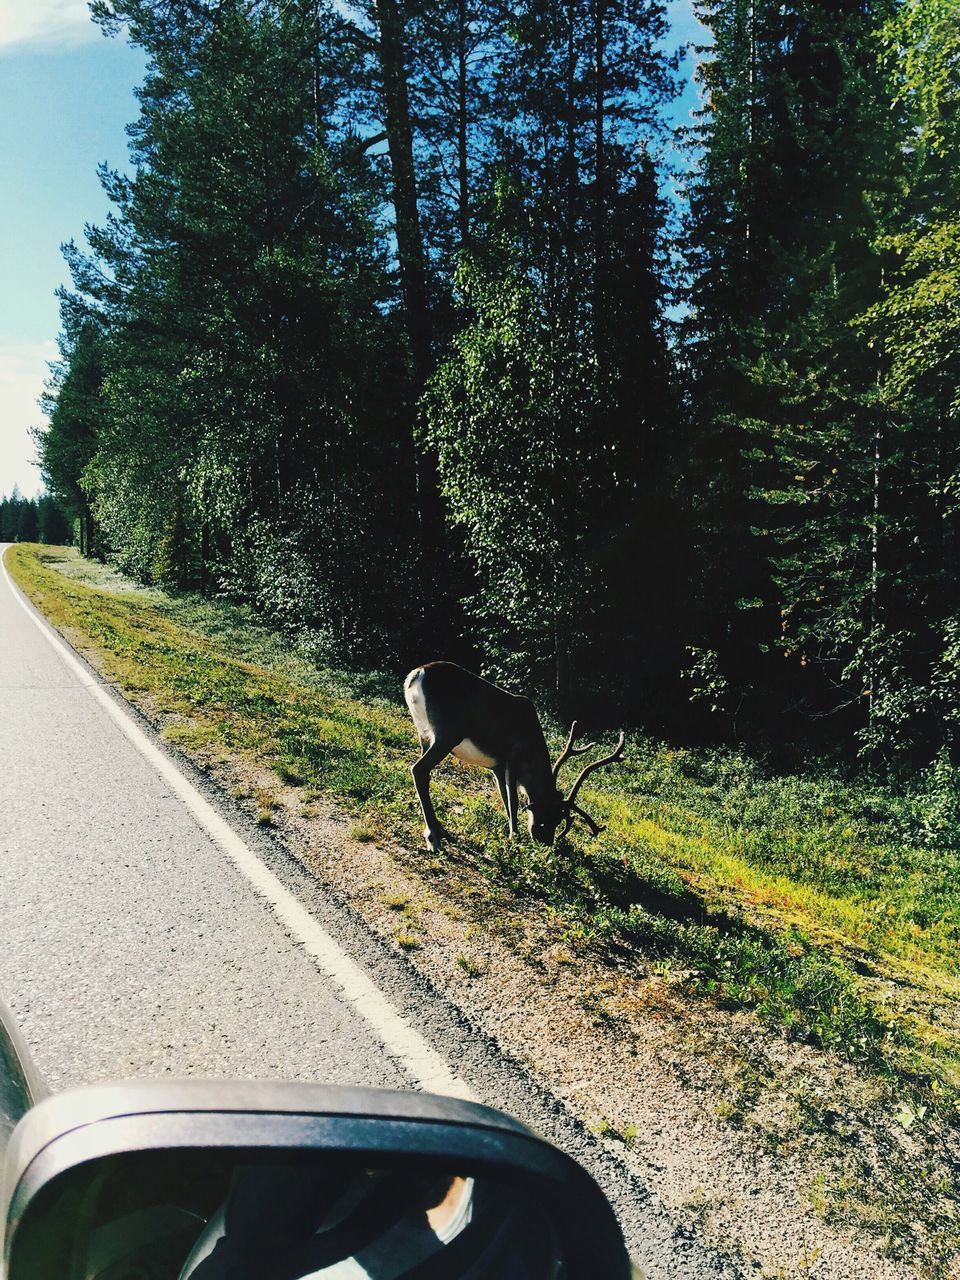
(0, 342, 56, 498)
(0, 0, 100, 52)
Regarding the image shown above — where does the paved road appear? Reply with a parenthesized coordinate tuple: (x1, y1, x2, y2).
(0, 555, 411, 1093)
(0, 548, 743, 1278)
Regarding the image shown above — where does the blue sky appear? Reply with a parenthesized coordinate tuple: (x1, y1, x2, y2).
(0, 0, 704, 500)
(0, 2, 144, 498)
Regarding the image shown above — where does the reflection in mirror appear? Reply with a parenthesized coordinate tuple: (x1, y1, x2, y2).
(9, 1150, 566, 1279)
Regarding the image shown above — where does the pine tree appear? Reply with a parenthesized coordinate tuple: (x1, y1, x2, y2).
(852, 0, 960, 756)
(36, 495, 71, 545)
(682, 0, 901, 743)
(423, 0, 681, 713)
(63, 0, 422, 660)
(36, 321, 104, 556)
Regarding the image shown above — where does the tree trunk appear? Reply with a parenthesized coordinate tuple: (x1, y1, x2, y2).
(456, 0, 470, 249)
(593, 0, 605, 336)
(867, 409, 881, 734)
(565, 0, 577, 274)
(373, 0, 454, 640)
(201, 522, 211, 597)
(373, 0, 431, 389)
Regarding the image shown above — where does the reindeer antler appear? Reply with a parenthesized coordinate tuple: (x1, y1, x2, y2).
(565, 731, 626, 806)
(552, 720, 597, 782)
(558, 731, 626, 838)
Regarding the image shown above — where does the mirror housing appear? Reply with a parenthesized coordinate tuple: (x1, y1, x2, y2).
(0, 1002, 46, 1165)
(1, 1080, 631, 1279)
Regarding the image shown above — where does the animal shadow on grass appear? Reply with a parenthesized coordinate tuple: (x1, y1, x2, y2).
(567, 846, 735, 928)
(541, 842, 793, 969)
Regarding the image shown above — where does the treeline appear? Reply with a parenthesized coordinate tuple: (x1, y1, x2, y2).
(0, 490, 70, 546)
(38, 0, 959, 763)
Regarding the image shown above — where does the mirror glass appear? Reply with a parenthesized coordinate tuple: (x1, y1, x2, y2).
(8, 1150, 568, 1280)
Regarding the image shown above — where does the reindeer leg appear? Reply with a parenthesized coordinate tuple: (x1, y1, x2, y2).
(411, 738, 455, 852)
(491, 764, 511, 831)
(504, 763, 520, 838)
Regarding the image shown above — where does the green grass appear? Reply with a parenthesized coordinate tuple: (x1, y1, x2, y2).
(8, 543, 960, 1110)
(456, 954, 485, 978)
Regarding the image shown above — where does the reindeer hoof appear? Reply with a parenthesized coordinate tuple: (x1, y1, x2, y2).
(424, 827, 444, 852)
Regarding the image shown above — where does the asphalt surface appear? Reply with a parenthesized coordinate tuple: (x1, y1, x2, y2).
(0, 548, 744, 1278)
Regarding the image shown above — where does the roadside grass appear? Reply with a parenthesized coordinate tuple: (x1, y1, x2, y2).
(9, 543, 960, 1110)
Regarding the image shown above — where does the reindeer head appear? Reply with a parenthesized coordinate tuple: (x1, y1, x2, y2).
(527, 723, 626, 845)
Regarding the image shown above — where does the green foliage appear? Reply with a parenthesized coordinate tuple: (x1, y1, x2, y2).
(902, 748, 960, 850)
(36, 321, 103, 554)
(848, 0, 960, 757)
(681, 0, 960, 763)
(0, 490, 69, 546)
(423, 150, 681, 708)
(44, 0, 419, 662)
(423, 211, 606, 690)
(28, 0, 960, 765)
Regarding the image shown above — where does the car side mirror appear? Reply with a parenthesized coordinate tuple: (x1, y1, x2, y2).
(1, 1079, 632, 1280)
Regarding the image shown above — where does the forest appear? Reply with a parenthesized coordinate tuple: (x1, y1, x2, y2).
(0, 489, 70, 546)
(36, 0, 960, 767)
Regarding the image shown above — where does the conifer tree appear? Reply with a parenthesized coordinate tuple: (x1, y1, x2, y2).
(37, 321, 104, 556)
(58, 0, 422, 659)
(423, 0, 681, 711)
(852, 0, 960, 756)
(682, 0, 901, 741)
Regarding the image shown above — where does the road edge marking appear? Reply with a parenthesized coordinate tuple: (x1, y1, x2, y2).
(1, 548, 475, 1102)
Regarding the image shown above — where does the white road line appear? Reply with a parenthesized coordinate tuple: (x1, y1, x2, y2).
(1, 549, 475, 1102)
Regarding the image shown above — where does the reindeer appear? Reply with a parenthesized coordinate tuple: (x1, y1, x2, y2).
(403, 662, 625, 851)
